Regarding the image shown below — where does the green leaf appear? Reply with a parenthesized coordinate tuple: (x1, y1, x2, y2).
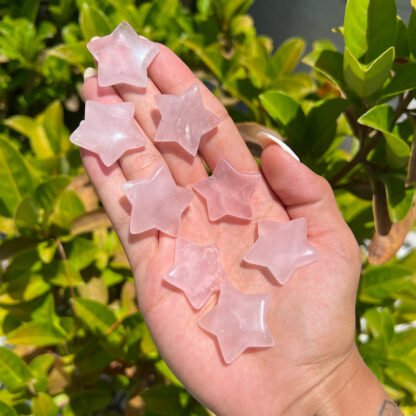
(344, 0, 396, 63)
(141, 385, 184, 416)
(33, 393, 59, 416)
(35, 176, 71, 220)
(0, 237, 39, 261)
(259, 90, 306, 150)
(0, 137, 36, 217)
(29, 354, 55, 377)
(359, 266, 414, 302)
(271, 73, 314, 99)
(14, 195, 40, 231)
(0, 401, 17, 416)
(394, 17, 410, 58)
(68, 390, 112, 416)
(379, 174, 415, 222)
(0, 347, 33, 389)
(7, 322, 67, 346)
(382, 62, 416, 98)
(74, 298, 117, 336)
(51, 190, 85, 230)
(67, 237, 98, 270)
(302, 49, 344, 87)
(385, 360, 416, 394)
(155, 360, 183, 387)
(408, 7, 416, 59)
(363, 307, 395, 343)
(358, 105, 410, 168)
(271, 37, 305, 78)
(0, 272, 50, 306)
(42, 261, 84, 287)
(79, 3, 111, 41)
(4, 116, 53, 158)
(343, 46, 394, 98)
(305, 98, 349, 156)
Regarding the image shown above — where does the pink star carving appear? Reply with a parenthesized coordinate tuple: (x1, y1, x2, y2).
(199, 284, 274, 364)
(70, 100, 146, 167)
(87, 21, 159, 87)
(244, 218, 319, 285)
(154, 84, 220, 156)
(164, 238, 227, 309)
(122, 164, 193, 237)
(193, 157, 260, 221)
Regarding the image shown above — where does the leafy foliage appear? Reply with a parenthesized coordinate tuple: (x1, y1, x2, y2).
(0, 0, 416, 414)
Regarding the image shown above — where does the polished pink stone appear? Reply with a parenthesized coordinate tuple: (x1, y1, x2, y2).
(154, 84, 220, 156)
(244, 218, 319, 285)
(70, 100, 146, 167)
(122, 164, 193, 236)
(193, 157, 260, 221)
(87, 21, 159, 87)
(165, 238, 227, 309)
(199, 284, 274, 364)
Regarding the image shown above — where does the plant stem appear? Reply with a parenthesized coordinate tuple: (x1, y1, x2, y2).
(329, 132, 382, 186)
(56, 238, 76, 302)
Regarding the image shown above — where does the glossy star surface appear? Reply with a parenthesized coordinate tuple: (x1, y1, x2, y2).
(165, 238, 227, 309)
(199, 284, 274, 364)
(193, 157, 260, 221)
(244, 218, 319, 285)
(70, 100, 146, 167)
(87, 21, 159, 87)
(122, 164, 193, 237)
(154, 84, 220, 156)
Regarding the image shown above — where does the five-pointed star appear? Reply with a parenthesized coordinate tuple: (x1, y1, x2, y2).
(70, 100, 146, 167)
(199, 284, 274, 364)
(87, 21, 159, 88)
(165, 238, 227, 309)
(193, 157, 260, 221)
(244, 218, 319, 285)
(122, 164, 194, 237)
(154, 84, 220, 156)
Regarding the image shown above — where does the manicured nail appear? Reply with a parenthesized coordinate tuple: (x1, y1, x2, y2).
(257, 132, 300, 162)
(84, 67, 97, 81)
(90, 36, 100, 42)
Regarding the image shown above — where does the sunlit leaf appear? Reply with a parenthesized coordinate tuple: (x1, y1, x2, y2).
(7, 322, 67, 346)
(0, 346, 33, 389)
(33, 393, 59, 416)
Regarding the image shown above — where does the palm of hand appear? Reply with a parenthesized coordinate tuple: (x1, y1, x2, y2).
(81, 44, 362, 416)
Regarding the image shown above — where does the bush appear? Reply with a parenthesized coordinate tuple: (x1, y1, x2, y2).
(0, 0, 416, 414)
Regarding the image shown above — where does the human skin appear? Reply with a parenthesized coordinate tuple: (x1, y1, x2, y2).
(80, 44, 404, 416)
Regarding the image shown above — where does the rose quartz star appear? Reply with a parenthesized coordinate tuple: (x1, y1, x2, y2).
(165, 238, 227, 309)
(87, 21, 159, 87)
(70, 101, 146, 167)
(122, 164, 193, 236)
(199, 284, 274, 364)
(244, 218, 319, 285)
(193, 157, 260, 221)
(154, 84, 220, 156)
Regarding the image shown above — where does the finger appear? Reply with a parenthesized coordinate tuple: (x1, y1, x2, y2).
(80, 149, 157, 269)
(115, 79, 208, 186)
(148, 44, 258, 173)
(261, 144, 352, 238)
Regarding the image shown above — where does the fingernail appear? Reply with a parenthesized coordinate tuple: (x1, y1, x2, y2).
(257, 132, 300, 161)
(90, 36, 100, 42)
(84, 67, 97, 81)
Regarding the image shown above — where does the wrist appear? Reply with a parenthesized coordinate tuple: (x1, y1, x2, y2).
(286, 345, 403, 416)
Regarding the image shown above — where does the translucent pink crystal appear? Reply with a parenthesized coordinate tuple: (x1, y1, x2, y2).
(87, 21, 159, 88)
(70, 101, 146, 167)
(199, 284, 274, 364)
(154, 84, 220, 156)
(165, 238, 226, 309)
(122, 164, 193, 236)
(244, 218, 319, 285)
(193, 157, 260, 221)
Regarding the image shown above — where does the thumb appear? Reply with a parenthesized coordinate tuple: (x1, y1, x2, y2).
(260, 139, 347, 238)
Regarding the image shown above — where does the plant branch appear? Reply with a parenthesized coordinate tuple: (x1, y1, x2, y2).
(392, 91, 414, 127)
(329, 131, 382, 186)
(56, 238, 76, 302)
